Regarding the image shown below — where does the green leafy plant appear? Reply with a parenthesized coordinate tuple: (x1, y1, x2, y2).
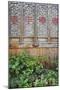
(9, 50, 58, 88)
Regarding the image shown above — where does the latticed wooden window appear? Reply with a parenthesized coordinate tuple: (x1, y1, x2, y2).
(9, 2, 58, 48)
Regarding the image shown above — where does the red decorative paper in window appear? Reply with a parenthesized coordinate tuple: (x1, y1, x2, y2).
(28, 16, 34, 24)
(52, 17, 58, 25)
(39, 16, 46, 24)
(10, 16, 18, 24)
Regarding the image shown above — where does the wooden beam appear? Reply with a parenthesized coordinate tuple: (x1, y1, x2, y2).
(9, 36, 58, 39)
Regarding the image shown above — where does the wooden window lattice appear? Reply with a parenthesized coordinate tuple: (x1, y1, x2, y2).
(9, 2, 58, 48)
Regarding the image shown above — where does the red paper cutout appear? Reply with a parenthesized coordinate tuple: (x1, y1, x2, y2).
(10, 16, 18, 24)
(28, 16, 34, 24)
(52, 17, 58, 25)
(39, 16, 46, 24)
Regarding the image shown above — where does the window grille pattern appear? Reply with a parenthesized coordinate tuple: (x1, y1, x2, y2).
(9, 2, 58, 48)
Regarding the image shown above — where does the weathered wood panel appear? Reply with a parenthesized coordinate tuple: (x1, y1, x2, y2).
(9, 47, 58, 60)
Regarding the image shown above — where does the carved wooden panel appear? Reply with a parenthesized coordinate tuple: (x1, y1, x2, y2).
(9, 2, 59, 47)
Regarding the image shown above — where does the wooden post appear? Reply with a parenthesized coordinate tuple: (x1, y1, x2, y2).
(19, 3, 24, 45)
(32, 4, 39, 47)
(47, 5, 51, 43)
